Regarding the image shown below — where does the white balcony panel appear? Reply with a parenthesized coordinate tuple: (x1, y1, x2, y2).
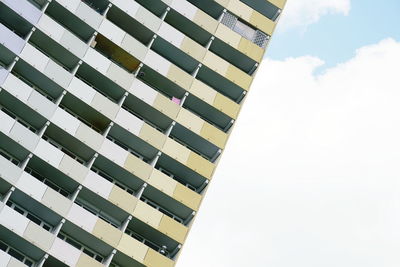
(51, 108, 80, 136)
(83, 171, 113, 199)
(171, 0, 197, 19)
(0, 251, 10, 267)
(114, 108, 144, 136)
(106, 63, 134, 90)
(83, 48, 111, 74)
(75, 123, 103, 151)
(27, 90, 57, 119)
(112, 0, 140, 18)
(129, 79, 157, 106)
(98, 19, 125, 45)
(90, 93, 119, 119)
(0, 155, 22, 184)
(9, 122, 40, 151)
(0, 110, 15, 134)
(135, 7, 161, 33)
(1, 0, 42, 24)
(144, 50, 171, 76)
(48, 238, 81, 267)
(43, 60, 73, 88)
(67, 203, 97, 232)
(2, 74, 33, 102)
(16, 172, 47, 201)
(7, 257, 26, 267)
(37, 15, 64, 41)
(20, 43, 49, 72)
(0, 206, 29, 235)
(41, 188, 72, 217)
(67, 77, 96, 104)
(0, 67, 8, 86)
(121, 34, 148, 61)
(55, 0, 80, 13)
(58, 155, 88, 184)
(34, 139, 64, 167)
(59, 30, 88, 59)
(0, 23, 25, 55)
(99, 138, 129, 166)
(23, 221, 55, 251)
(75, 2, 103, 30)
(158, 22, 185, 47)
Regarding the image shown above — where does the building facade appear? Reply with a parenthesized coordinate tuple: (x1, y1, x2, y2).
(0, 0, 285, 266)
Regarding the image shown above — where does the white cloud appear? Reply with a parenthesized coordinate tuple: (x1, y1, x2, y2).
(176, 38, 400, 267)
(279, 0, 351, 30)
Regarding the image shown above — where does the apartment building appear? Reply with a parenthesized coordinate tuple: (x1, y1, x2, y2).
(0, 0, 285, 266)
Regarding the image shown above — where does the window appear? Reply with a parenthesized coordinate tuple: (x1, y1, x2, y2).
(125, 229, 170, 258)
(57, 233, 104, 263)
(0, 241, 35, 266)
(0, 149, 20, 166)
(75, 198, 121, 228)
(25, 167, 70, 197)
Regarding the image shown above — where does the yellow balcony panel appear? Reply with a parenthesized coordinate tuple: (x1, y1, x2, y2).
(203, 51, 229, 76)
(153, 94, 180, 120)
(238, 37, 264, 62)
(162, 138, 190, 164)
(176, 108, 204, 134)
(92, 219, 122, 248)
(108, 186, 138, 214)
(144, 249, 174, 267)
(213, 93, 240, 119)
(76, 253, 104, 267)
(180, 37, 207, 62)
(148, 169, 178, 196)
(226, 64, 253, 91)
(268, 0, 286, 9)
(139, 123, 167, 151)
(189, 79, 217, 105)
(158, 215, 188, 244)
(117, 234, 148, 263)
(193, 9, 219, 34)
(186, 152, 215, 179)
(200, 122, 228, 149)
(133, 201, 163, 229)
(215, 0, 229, 7)
(227, 0, 253, 21)
(250, 11, 275, 36)
(124, 153, 153, 180)
(167, 65, 194, 90)
(215, 24, 241, 49)
(173, 183, 202, 211)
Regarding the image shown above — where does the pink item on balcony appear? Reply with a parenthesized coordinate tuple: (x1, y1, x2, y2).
(172, 97, 181, 105)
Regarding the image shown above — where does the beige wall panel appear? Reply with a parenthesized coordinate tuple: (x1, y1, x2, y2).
(186, 152, 215, 179)
(118, 234, 149, 263)
(153, 94, 180, 119)
(144, 249, 174, 267)
(227, 0, 253, 21)
(124, 153, 153, 180)
(268, 0, 286, 9)
(193, 10, 218, 34)
(189, 79, 217, 105)
(176, 109, 204, 134)
(215, 0, 229, 7)
(250, 11, 275, 35)
(162, 138, 190, 163)
(139, 123, 167, 150)
(226, 64, 253, 91)
(91, 93, 119, 120)
(23, 222, 55, 251)
(75, 253, 104, 267)
(75, 123, 104, 151)
(238, 37, 264, 62)
(92, 219, 122, 247)
(180, 37, 206, 62)
(58, 155, 89, 184)
(158, 215, 188, 244)
(200, 122, 228, 149)
(41, 188, 72, 217)
(173, 183, 202, 211)
(203, 51, 229, 75)
(213, 93, 240, 119)
(215, 24, 241, 48)
(133, 201, 163, 229)
(108, 186, 138, 214)
(148, 169, 177, 196)
(167, 65, 193, 90)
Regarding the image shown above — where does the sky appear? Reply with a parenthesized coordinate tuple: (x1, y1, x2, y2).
(177, 1, 400, 267)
